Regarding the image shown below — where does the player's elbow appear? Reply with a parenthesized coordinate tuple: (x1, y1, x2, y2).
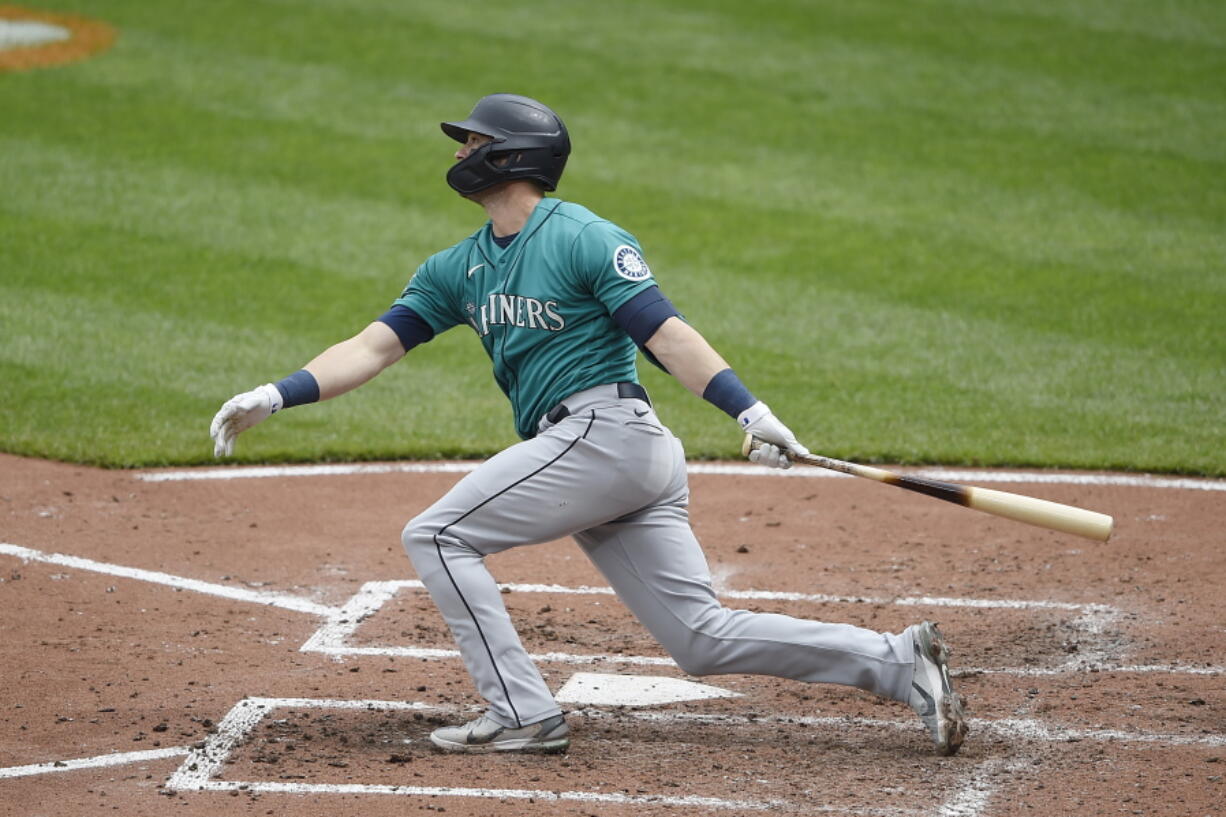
(641, 316, 689, 360)
(358, 322, 409, 370)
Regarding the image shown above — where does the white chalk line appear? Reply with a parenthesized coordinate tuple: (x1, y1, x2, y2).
(160, 696, 1223, 814)
(936, 758, 1019, 817)
(135, 461, 1226, 491)
(313, 641, 1224, 677)
(962, 662, 1225, 677)
(166, 697, 802, 814)
(3, 545, 1218, 677)
(167, 697, 449, 790)
(187, 779, 814, 813)
(0, 543, 339, 617)
(9, 692, 1217, 789)
(309, 643, 673, 666)
(0, 746, 189, 780)
(139, 462, 481, 482)
(0, 543, 1211, 808)
(0, 544, 1113, 620)
(302, 579, 1223, 677)
(580, 708, 1226, 748)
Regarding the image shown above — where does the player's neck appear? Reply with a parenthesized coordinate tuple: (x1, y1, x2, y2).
(474, 181, 544, 237)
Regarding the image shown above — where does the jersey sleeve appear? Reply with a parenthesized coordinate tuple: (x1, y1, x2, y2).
(391, 255, 466, 335)
(571, 220, 659, 314)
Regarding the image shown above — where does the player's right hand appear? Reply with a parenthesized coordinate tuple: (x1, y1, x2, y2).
(209, 384, 283, 457)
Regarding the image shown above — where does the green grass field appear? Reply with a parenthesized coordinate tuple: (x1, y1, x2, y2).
(2, 0, 1223, 474)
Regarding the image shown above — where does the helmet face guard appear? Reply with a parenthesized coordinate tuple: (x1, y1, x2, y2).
(445, 141, 506, 196)
(442, 94, 570, 195)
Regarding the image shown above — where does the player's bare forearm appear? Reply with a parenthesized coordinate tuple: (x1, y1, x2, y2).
(304, 321, 406, 401)
(643, 317, 730, 397)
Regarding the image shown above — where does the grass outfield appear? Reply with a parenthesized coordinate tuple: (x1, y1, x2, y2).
(2, 0, 1223, 474)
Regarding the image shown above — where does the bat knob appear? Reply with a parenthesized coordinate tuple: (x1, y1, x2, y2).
(741, 433, 760, 458)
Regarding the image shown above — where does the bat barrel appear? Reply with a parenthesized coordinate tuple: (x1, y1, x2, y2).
(966, 486, 1114, 541)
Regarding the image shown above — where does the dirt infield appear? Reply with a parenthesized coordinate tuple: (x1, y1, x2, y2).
(1, 452, 1222, 816)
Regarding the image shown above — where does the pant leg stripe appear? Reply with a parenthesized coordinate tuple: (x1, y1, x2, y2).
(431, 412, 596, 728)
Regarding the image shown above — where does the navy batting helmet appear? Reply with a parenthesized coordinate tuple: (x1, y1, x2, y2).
(442, 94, 570, 195)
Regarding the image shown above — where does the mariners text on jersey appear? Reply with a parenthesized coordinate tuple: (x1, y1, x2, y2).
(467, 293, 566, 337)
(394, 198, 657, 439)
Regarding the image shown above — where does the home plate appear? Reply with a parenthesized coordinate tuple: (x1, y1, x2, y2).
(555, 672, 741, 706)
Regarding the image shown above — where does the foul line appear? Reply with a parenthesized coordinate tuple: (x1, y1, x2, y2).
(135, 461, 1226, 491)
(0, 747, 189, 779)
(0, 543, 339, 617)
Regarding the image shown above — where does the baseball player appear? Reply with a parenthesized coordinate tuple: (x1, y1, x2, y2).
(210, 94, 968, 756)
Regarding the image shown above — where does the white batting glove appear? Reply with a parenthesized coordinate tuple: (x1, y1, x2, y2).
(209, 384, 283, 457)
(748, 442, 793, 469)
(738, 401, 810, 470)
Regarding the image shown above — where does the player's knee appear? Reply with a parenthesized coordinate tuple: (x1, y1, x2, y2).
(669, 646, 717, 677)
(658, 633, 716, 676)
(661, 609, 732, 676)
(402, 520, 445, 587)
(401, 512, 471, 574)
(400, 515, 436, 564)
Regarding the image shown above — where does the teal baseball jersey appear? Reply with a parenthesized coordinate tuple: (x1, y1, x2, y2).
(394, 198, 658, 439)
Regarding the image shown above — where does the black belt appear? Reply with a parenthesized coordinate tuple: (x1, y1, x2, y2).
(545, 382, 650, 424)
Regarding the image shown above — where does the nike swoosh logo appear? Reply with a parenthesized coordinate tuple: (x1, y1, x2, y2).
(634, 409, 650, 417)
(466, 264, 484, 278)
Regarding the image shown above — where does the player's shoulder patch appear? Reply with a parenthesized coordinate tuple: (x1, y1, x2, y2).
(613, 244, 652, 282)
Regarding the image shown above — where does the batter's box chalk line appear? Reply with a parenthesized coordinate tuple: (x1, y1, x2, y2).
(576, 708, 1226, 748)
(2, 543, 1218, 677)
(4, 693, 1218, 790)
(164, 695, 1020, 816)
(300, 578, 1224, 677)
(1, 543, 1221, 677)
(164, 697, 798, 814)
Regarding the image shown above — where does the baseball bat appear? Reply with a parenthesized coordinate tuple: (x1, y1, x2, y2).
(743, 435, 1113, 542)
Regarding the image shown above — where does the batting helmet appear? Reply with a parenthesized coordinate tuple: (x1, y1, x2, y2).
(441, 94, 570, 195)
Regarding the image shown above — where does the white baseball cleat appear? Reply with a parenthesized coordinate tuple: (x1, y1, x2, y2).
(908, 621, 969, 756)
(430, 712, 570, 754)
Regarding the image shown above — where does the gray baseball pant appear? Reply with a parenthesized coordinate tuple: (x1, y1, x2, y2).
(402, 384, 916, 729)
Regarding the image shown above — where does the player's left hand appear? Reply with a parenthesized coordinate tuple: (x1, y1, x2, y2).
(209, 384, 282, 457)
(747, 441, 794, 469)
(738, 401, 810, 470)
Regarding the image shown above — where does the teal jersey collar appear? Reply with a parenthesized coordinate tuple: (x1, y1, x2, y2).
(474, 198, 564, 260)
